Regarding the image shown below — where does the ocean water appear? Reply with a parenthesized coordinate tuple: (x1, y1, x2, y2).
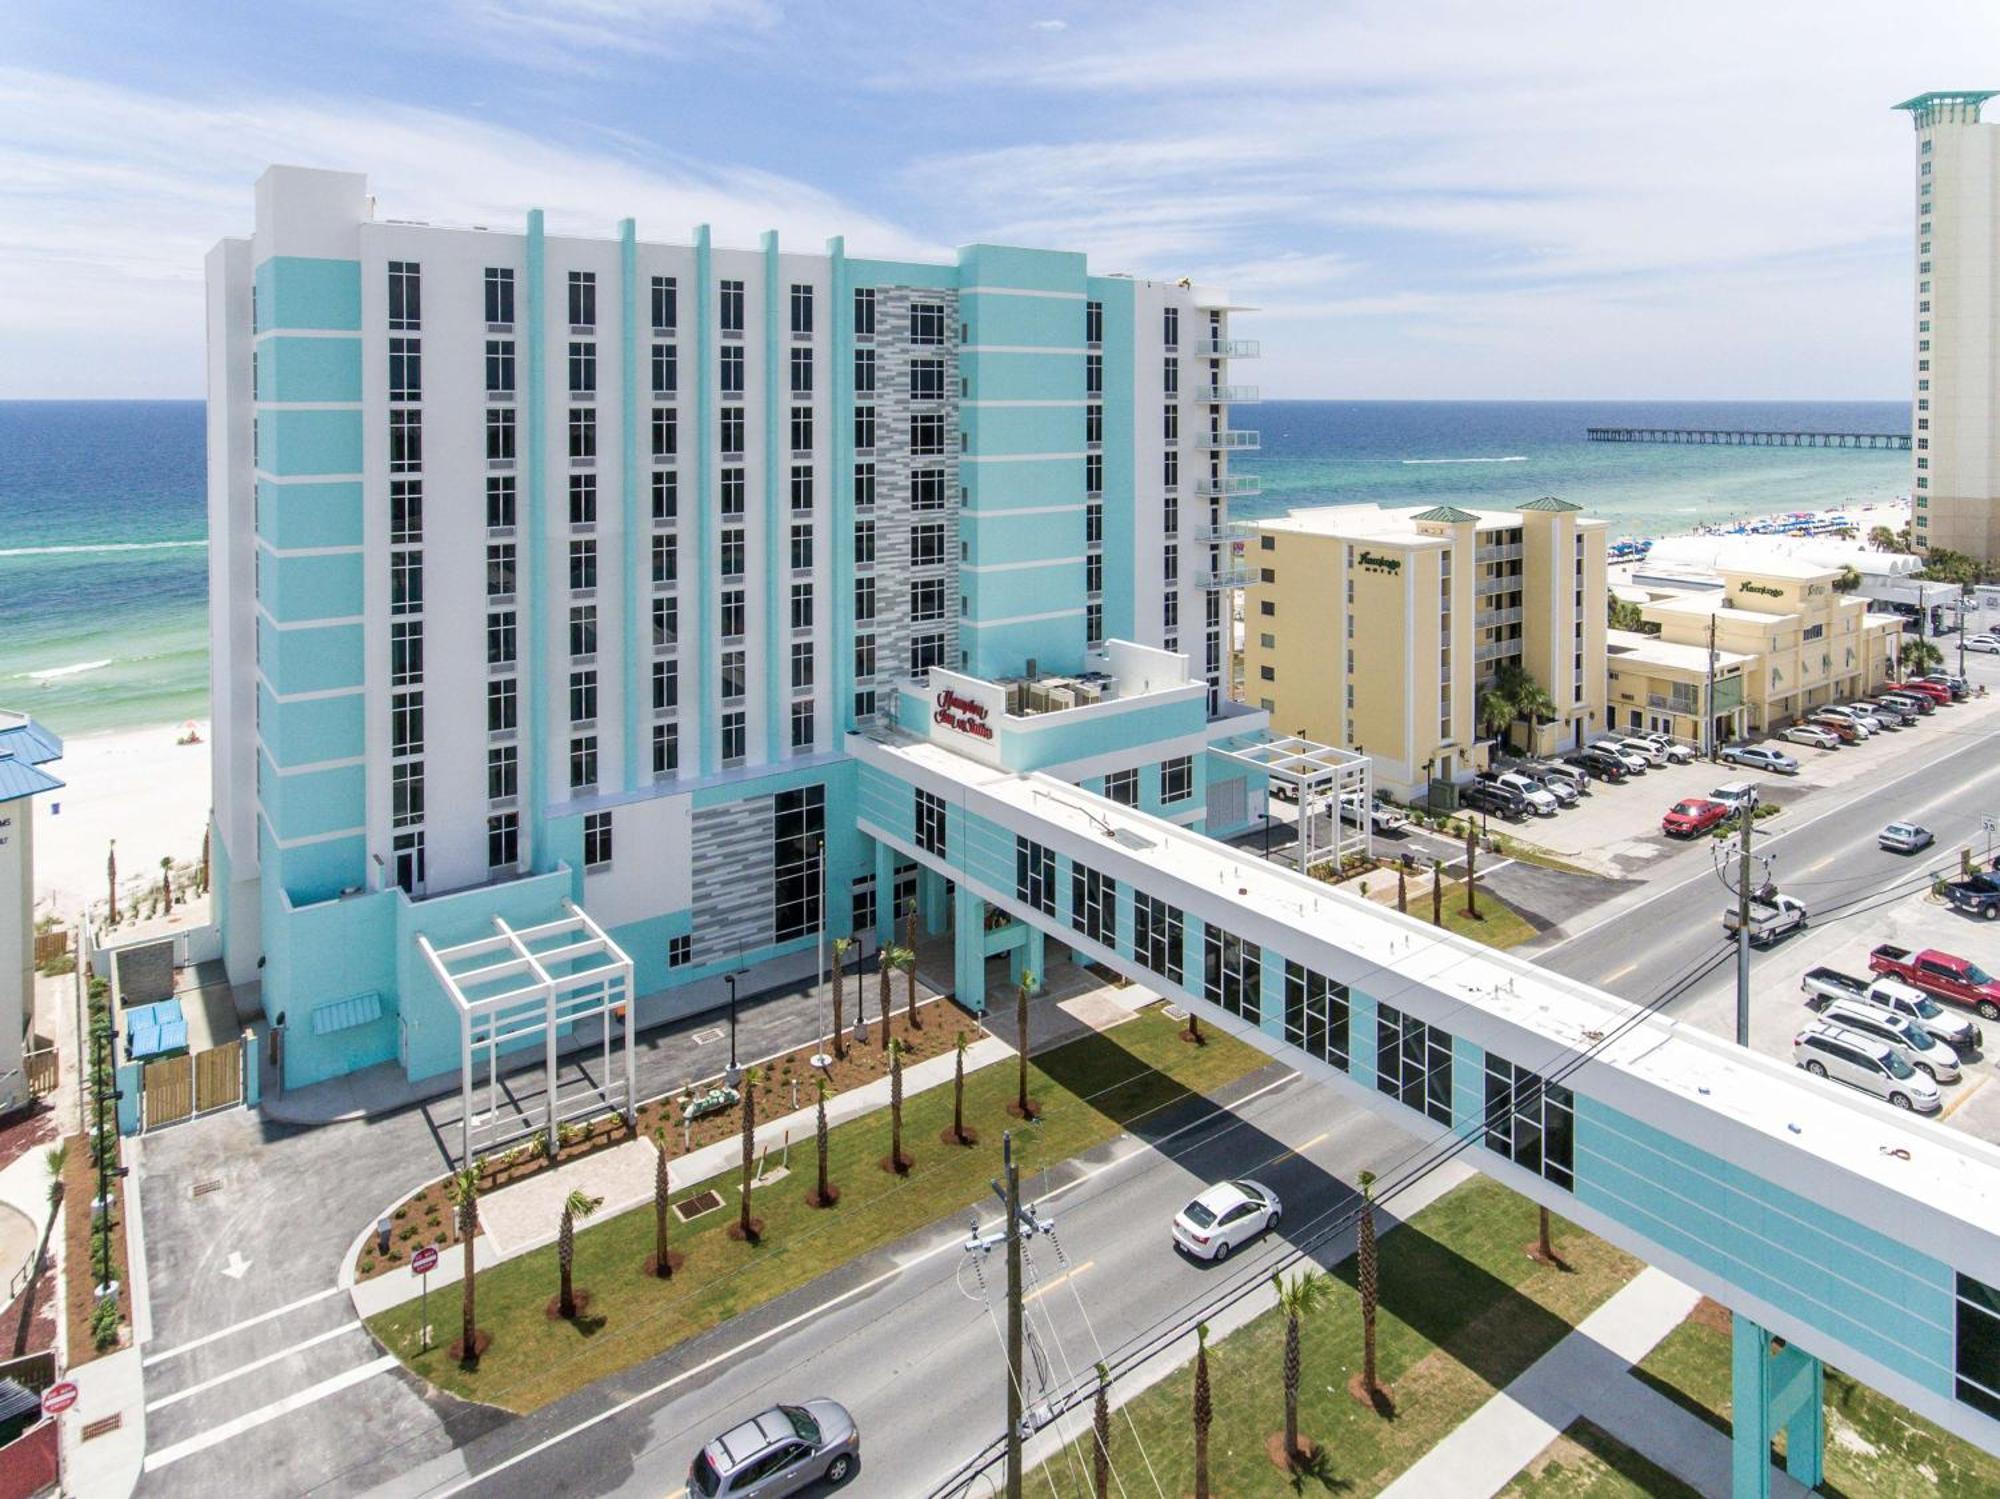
(0, 398, 1910, 738)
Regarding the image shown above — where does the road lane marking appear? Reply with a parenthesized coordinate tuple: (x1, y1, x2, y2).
(145, 1320, 362, 1412)
(142, 1355, 398, 1471)
(1025, 1260, 1093, 1306)
(1258, 1131, 1329, 1169)
(143, 1284, 347, 1368)
(1600, 961, 1639, 984)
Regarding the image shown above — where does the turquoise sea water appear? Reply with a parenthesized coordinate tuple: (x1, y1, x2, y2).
(0, 398, 1909, 737)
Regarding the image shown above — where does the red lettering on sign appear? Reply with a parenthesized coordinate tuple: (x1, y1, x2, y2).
(933, 690, 996, 741)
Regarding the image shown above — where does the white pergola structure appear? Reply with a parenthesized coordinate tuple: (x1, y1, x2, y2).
(1215, 735, 1372, 872)
(419, 901, 637, 1170)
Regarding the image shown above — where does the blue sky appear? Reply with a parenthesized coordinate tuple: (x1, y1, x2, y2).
(5, 0, 1997, 399)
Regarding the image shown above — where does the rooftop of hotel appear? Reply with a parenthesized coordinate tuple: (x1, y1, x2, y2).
(1250, 500, 1607, 542)
(869, 731, 2000, 1235)
(1605, 630, 1755, 672)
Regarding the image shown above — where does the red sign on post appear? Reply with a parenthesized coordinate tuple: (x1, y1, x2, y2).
(410, 1246, 439, 1276)
(40, 1382, 77, 1417)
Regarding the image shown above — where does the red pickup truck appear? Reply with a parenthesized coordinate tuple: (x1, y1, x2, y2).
(1662, 798, 1730, 837)
(1869, 944, 2000, 1021)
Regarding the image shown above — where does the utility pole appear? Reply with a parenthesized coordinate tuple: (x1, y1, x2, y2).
(1735, 790, 1755, 1048)
(1960, 584, 1970, 679)
(1705, 610, 1720, 759)
(962, 1130, 1055, 1499)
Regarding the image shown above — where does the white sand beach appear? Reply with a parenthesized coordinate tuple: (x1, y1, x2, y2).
(32, 720, 212, 919)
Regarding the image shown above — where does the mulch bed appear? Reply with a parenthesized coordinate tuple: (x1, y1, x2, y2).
(61, 1133, 129, 1367)
(1265, 1431, 1320, 1473)
(804, 1186, 841, 1209)
(938, 1126, 979, 1147)
(640, 1251, 686, 1277)
(544, 1291, 593, 1322)
(878, 1152, 916, 1175)
(1347, 1373, 1396, 1416)
(724, 1218, 766, 1244)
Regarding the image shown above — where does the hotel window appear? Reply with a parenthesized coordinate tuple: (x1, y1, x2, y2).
(1086, 453, 1103, 496)
(487, 743, 518, 801)
(791, 406, 814, 453)
(910, 301, 946, 346)
(1165, 595, 1180, 630)
(719, 344, 745, 396)
(915, 788, 948, 856)
(486, 339, 516, 396)
(854, 635, 877, 682)
(789, 282, 814, 336)
(1160, 755, 1193, 803)
(789, 346, 813, 395)
(583, 810, 613, 868)
(567, 271, 596, 329)
(568, 340, 596, 395)
(912, 469, 946, 511)
(1483, 1054, 1574, 1191)
(910, 413, 946, 455)
(854, 346, 877, 395)
(720, 466, 746, 518)
(1163, 450, 1179, 488)
(651, 275, 677, 332)
(854, 462, 877, 508)
(855, 576, 876, 623)
(1086, 404, 1103, 446)
(912, 521, 947, 567)
(1203, 929, 1259, 1020)
(388, 261, 421, 330)
(1072, 864, 1116, 948)
(389, 409, 422, 473)
(391, 761, 424, 828)
(1016, 837, 1057, 916)
(790, 700, 815, 751)
(720, 407, 745, 455)
(651, 532, 677, 584)
(390, 690, 424, 756)
(487, 812, 520, 870)
(389, 479, 423, 543)
(1377, 1004, 1453, 1125)
(1957, 1274, 2000, 1420)
(1085, 601, 1105, 646)
(1163, 405, 1178, 442)
(791, 640, 814, 690)
(1162, 306, 1179, 347)
(389, 336, 422, 401)
(720, 527, 746, 579)
(569, 736, 599, 791)
(569, 538, 597, 591)
(911, 358, 946, 402)
(1163, 543, 1178, 584)
(912, 633, 946, 672)
(390, 620, 423, 686)
(1284, 962, 1350, 1072)
(487, 610, 516, 667)
(1085, 298, 1103, 345)
(568, 603, 597, 657)
(1085, 352, 1103, 396)
(487, 677, 518, 733)
(854, 519, 877, 566)
(790, 582, 814, 630)
(484, 267, 514, 327)
(1086, 503, 1103, 546)
(772, 783, 825, 938)
(569, 407, 596, 460)
(652, 722, 680, 776)
(1086, 555, 1103, 595)
(720, 588, 746, 639)
(1104, 768, 1139, 806)
(790, 524, 814, 571)
(668, 934, 692, 968)
(718, 279, 745, 335)
(486, 543, 516, 599)
(790, 465, 814, 512)
(569, 472, 597, 526)
(390, 549, 423, 616)
(853, 287, 876, 337)
(911, 578, 946, 622)
(569, 669, 597, 724)
(486, 407, 515, 464)
(653, 658, 679, 710)
(1133, 894, 1184, 984)
(1163, 355, 1179, 395)
(392, 831, 425, 894)
(720, 710, 747, 766)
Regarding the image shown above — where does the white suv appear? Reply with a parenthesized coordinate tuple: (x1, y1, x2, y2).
(1793, 1020, 1941, 1113)
(1491, 772, 1559, 816)
(1815, 999, 1961, 1083)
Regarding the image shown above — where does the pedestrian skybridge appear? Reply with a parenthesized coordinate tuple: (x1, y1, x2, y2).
(850, 729, 2000, 1493)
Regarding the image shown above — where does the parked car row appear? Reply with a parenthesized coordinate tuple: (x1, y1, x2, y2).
(1726, 674, 1967, 771)
(1794, 961, 1990, 1115)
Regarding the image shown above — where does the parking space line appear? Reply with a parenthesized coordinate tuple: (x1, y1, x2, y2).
(142, 1355, 399, 1471)
(145, 1320, 362, 1412)
(1941, 1072, 1990, 1121)
(143, 1284, 347, 1368)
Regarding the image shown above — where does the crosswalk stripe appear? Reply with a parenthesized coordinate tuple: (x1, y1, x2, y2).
(145, 1321, 362, 1413)
(142, 1356, 398, 1471)
(143, 1284, 347, 1368)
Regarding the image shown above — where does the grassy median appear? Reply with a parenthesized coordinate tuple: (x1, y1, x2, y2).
(367, 1005, 1266, 1412)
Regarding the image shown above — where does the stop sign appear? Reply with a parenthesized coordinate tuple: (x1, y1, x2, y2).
(40, 1382, 77, 1417)
(410, 1245, 440, 1275)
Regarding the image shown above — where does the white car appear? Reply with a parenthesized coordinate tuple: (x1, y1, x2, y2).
(1638, 734, 1697, 765)
(1784, 723, 1841, 750)
(1719, 745, 1800, 775)
(1592, 740, 1650, 773)
(1794, 1021, 1941, 1113)
(1966, 634, 2000, 655)
(1615, 737, 1668, 766)
(1491, 772, 1559, 816)
(1879, 821, 1935, 854)
(1817, 706, 1872, 737)
(1171, 1179, 1282, 1262)
(1524, 772, 1578, 805)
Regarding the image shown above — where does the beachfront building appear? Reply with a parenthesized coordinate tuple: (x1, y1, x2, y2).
(0, 713, 62, 1116)
(205, 165, 1269, 1103)
(1895, 91, 2000, 561)
(1616, 558, 1903, 739)
(1240, 499, 1608, 801)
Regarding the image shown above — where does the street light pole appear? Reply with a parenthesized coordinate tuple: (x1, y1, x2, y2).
(724, 974, 740, 1086)
(1736, 791, 1756, 1049)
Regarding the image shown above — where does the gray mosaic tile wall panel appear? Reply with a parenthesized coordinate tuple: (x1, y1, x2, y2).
(690, 795, 776, 963)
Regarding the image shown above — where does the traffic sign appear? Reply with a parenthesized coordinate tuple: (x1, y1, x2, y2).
(40, 1382, 77, 1417)
(410, 1245, 439, 1276)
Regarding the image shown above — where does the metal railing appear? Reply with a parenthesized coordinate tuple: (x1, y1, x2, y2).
(1194, 385, 1259, 403)
(1477, 605, 1525, 628)
(1476, 543, 1524, 563)
(1193, 338, 1260, 357)
(1475, 574, 1516, 598)
(1197, 566, 1258, 589)
(1194, 430, 1260, 450)
(1192, 475, 1260, 497)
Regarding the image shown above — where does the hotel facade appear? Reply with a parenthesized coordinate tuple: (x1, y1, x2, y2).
(1239, 500, 1608, 800)
(208, 166, 1270, 1093)
(1896, 91, 2000, 561)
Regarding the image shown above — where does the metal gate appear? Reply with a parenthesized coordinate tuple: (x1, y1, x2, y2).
(142, 1055, 193, 1129)
(195, 1040, 243, 1113)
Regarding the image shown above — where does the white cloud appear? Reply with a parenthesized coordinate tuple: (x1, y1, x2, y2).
(441, 0, 778, 66)
(1029, 18, 1066, 31)
(0, 67, 937, 397)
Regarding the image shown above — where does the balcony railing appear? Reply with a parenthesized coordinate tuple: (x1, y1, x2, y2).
(1475, 638, 1521, 664)
(1196, 566, 1258, 590)
(1193, 475, 1260, 497)
(1475, 573, 1515, 598)
(1648, 693, 1700, 714)
(1476, 543, 1524, 564)
(1194, 385, 1259, 403)
(1477, 605, 1525, 628)
(1194, 429, 1260, 450)
(1190, 522, 1244, 543)
(1193, 338, 1260, 357)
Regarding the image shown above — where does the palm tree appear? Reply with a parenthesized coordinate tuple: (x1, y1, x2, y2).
(446, 1166, 480, 1364)
(1477, 688, 1513, 742)
(106, 842, 117, 924)
(877, 950, 893, 1048)
(1356, 1169, 1384, 1411)
(555, 1189, 603, 1319)
(890, 944, 920, 1029)
(1514, 679, 1558, 728)
(1869, 523, 1899, 553)
(1902, 635, 1944, 676)
(160, 855, 173, 910)
(1833, 563, 1862, 594)
(650, 1129, 673, 1278)
(809, 1077, 836, 1208)
(735, 1065, 762, 1242)
(1463, 821, 1480, 920)
(1092, 1362, 1112, 1499)
(44, 1143, 66, 1210)
(1013, 971, 1037, 1119)
(1273, 1269, 1336, 1467)
(951, 1030, 973, 1145)
(1535, 1203, 1557, 1265)
(1192, 1321, 1213, 1499)
(1431, 857, 1444, 926)
(830, 938, 852, 1060)
(199, 824, 211, 895)
(1397, 867, 1407, 914)
(887, 1039, 911, 1173)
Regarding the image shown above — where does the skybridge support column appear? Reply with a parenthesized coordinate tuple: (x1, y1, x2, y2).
(1008, 927, 1044, 994)
(953, 885, 987, 1015)
(873, 837, 898, 949)
(919, 867, 949, 938)
(1731, 1314, 1824, 1497)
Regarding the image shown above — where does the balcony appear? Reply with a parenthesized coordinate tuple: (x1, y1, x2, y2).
(1196, 566, 1258, 590)
(1190, 522, 1244, 543)
(1477, 605, 1525, 628)
(1476, 543, 1524, 564)
(1648, 693, 1700, 714)
(1194, 429, 1260, 450)
(1193, 338, 1260, 357)
(1194, 385, 1259, 403)
(1193, 475, 1261, 498)
(1474, 573, 1515, 598)
(1475, 638, 1521, 664)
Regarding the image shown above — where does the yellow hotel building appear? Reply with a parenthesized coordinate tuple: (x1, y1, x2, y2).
(1242, 498, 1608, 799)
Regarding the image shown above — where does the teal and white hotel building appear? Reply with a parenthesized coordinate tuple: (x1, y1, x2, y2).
(210, 166, 2000, 1489)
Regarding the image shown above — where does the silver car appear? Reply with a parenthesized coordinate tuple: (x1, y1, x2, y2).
(690, 1401, 859, 1496)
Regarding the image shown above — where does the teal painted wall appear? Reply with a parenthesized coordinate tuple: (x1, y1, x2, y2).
(258, 750, 364, 841)
(257, 617, 363, 695)
(257, 479, 363, 550)
(261, 407, 363, 477)
(258, 548, 363, 623)
(1092, 275, 1136, 643)
(258, 335, 362, 402)
(956, 245, 1088, 294)
(256, 681, 364, 767)
(254, 256, 362, 332)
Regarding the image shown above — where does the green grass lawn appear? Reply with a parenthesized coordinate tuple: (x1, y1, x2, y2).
(367, 1006, 1265, 1412)
(1635, 1305, 2000, 1499)
(1027, 1176, 1643, 1496)
(1499, 1418, 1703, 1499)
(1436, 880, 1539, 949)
